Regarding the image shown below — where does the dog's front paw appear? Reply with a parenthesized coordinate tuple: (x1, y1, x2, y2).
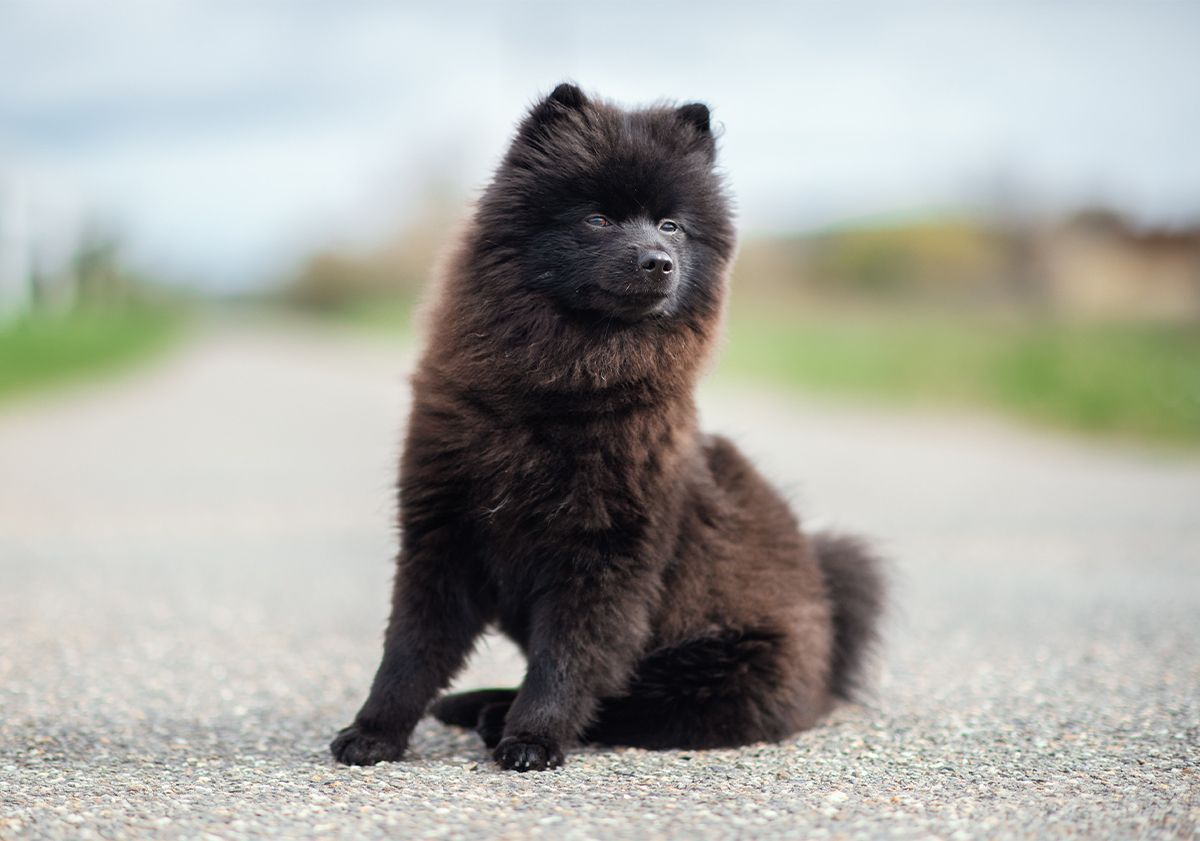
(330, 723, 407, 766)
(493, 734, 564, 772)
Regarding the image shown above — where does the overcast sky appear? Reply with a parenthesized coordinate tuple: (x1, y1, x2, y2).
(2, 1, 1199, 289)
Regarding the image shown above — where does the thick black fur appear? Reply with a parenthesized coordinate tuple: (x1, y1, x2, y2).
(331, 83, 885, 772)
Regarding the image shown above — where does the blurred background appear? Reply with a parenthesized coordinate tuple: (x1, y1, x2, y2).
(2, 8, 1199, 833)
(1, 0, 1198, 443)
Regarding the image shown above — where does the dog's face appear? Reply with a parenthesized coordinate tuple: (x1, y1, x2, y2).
(476, 84, 736, 324)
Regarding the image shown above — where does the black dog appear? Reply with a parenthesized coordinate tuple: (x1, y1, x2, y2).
(331, 83, 884, 772)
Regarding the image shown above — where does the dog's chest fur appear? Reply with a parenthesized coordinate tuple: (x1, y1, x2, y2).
(470, 401, 684, 541)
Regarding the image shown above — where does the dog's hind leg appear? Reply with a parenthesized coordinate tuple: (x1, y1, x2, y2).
(585, 628, 827, 750)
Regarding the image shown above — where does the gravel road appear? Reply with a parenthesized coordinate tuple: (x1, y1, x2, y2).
(2, 324, 1197, 839)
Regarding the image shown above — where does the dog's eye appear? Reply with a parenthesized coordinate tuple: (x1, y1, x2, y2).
(659, 220, 679, 233)
(585, 215, 611, 228)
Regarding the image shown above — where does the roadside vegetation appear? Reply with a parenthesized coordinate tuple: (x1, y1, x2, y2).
(718, 311, 1200, 445)
(0, 230, 187, 403)
(0, 307, 184, 402)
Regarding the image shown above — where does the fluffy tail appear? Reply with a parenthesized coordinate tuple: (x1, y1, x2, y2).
(813, 531, 886, 699)
(429, 688, 517, 728)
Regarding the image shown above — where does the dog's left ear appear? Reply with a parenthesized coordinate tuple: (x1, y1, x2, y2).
(676, 102, 716, 159)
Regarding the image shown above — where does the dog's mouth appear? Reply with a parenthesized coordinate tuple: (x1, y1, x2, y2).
(598, 286, 672, 318)
(602, 276, 675, 302)
(619, 290, 671, 305)
(600, 293, 676, 323)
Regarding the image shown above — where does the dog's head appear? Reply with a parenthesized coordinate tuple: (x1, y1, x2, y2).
(475, 83, 736, 324)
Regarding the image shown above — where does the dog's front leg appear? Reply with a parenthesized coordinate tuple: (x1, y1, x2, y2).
(494, 558, 656, 771)
(331, 532, 487, 766)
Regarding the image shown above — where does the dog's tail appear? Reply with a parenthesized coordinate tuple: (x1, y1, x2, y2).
(429, 688, 517, 728)
(813, 531, 886, 699)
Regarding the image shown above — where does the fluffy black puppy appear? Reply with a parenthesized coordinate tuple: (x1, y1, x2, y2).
(331, 83, 884, 772)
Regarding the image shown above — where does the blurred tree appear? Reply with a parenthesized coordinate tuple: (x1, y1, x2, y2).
(278, 178, 461, 313)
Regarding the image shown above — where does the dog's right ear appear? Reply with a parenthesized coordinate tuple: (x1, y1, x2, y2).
(543, 83, 588, 111)
(517, 83, 589, 148)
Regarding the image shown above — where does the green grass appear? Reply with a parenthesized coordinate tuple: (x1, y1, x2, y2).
(717, 312, 1200, 445)
(0, 307, 185, 402)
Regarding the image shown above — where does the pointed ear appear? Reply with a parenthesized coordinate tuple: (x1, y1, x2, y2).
(676, 102, 715, 159)
(547, 82, 588, 110)
(676, 102, 711, 134)
(515, 83, 589, 152)
(524, 82, 588, 130)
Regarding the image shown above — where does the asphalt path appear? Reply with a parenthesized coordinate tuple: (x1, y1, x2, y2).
(1, 324, 1196, 839)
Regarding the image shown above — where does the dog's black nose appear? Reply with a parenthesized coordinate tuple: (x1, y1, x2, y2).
(639, 250, 674, 278)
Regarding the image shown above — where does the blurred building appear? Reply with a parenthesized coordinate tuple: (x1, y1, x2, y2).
(1041, 211, 1200, 321)
(728, 208, 1200, 323)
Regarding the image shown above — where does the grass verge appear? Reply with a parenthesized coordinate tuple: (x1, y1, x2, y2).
(717, 311, 1200, 445)
(0, 307, 186, 403)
